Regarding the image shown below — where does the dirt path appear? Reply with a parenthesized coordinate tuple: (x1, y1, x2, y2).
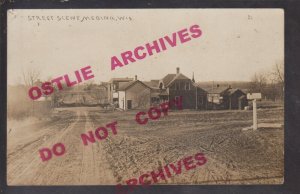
(7, 108, 116, 185)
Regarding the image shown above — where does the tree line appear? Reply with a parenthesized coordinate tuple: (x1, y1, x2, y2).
(249, 62, 284, 101)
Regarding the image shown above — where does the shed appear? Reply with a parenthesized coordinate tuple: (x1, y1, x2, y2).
(226, 89, 247, 110)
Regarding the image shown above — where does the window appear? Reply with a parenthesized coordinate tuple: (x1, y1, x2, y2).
(113, 84, 118, 90)
(185, 82, 190, 90)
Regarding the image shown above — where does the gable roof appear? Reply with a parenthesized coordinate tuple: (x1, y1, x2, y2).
(172, 73, 190, 81)
(228, 88, 246, 96)
(161, 73, 191, 87)
(206, 86, 230, 94)
(143, 80, 160, 89)
(192, 83, 208, 93)
(118, 80, 151, 91)
(161, 74, 176, 86)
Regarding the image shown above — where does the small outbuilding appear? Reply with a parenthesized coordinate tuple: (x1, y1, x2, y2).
(225, 88, 248, 110)
(206, 86, 247, 110)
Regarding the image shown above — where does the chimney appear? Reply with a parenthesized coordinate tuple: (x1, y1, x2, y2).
(134, 75, 137, 81)
(176, 67, 180, 74)
(217, 84, 220, 88)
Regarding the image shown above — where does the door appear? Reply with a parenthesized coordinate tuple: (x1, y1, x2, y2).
(127, 100, 132, 109)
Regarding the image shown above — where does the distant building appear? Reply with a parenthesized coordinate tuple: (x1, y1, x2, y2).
(147, 67, 207, 110)
(206, 85, 247, 110)
(226, 89, 248, 109)
(107, 78, 134, 104)
(117, 77, 151, 110)
(106, 68, 248, 111)
(143, 80, 169, 105)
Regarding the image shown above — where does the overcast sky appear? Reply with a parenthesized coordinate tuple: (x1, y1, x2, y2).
(8, 9, 284, 85)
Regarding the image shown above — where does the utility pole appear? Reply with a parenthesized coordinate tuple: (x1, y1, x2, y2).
(196, 86, 198, 110)
(192, 72, 197, 110)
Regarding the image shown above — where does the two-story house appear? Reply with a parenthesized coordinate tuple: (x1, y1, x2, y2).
(156, 67, 207, 109)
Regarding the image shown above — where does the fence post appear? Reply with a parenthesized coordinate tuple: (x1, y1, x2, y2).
(253, 99, 257, 130)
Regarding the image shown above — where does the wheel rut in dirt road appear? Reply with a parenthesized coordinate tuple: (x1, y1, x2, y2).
(79, 111, 116, 184)
(8, 109, 116, 185)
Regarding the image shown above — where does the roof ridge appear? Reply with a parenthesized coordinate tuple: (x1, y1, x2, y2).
(118, 80, 151, 91)
(165, 73, 190, 87)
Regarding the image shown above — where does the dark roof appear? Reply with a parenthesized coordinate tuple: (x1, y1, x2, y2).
(206, 86, 230, 94)
(143, 80, 160, 89)
(118, 80, 151, 91)
(118, 81, 135, 91)
(172, 73, 190, 81)
(161, 74, 176, 86)
(228, 88, 246, 96)
(192, 83, 208, 93)
(108, 78, 133, 83)
(161, 73, 191, 87)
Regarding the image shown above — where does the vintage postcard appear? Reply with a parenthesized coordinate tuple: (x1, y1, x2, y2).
(7, 9, 284, 187)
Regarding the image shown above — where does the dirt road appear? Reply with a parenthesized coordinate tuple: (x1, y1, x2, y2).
(7, 108, 115, 185)
(7, 107, 284, 185)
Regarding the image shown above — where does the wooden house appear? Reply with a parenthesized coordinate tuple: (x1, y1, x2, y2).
(149, 67, 207, 109)
(206, 85, 247, 110)
(117, 77, 151, 110)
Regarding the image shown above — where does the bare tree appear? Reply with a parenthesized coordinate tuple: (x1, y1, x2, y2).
(272, 62, 284, 85)
(84, 80, 95, 91)
(249, 62, 284, 101)
(21, 67, 41, 116)
(22, 67, 41, 86)
(271, 62, 284, 100)
(249, 72, 267, 93)
(90, 87, 108, 104)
